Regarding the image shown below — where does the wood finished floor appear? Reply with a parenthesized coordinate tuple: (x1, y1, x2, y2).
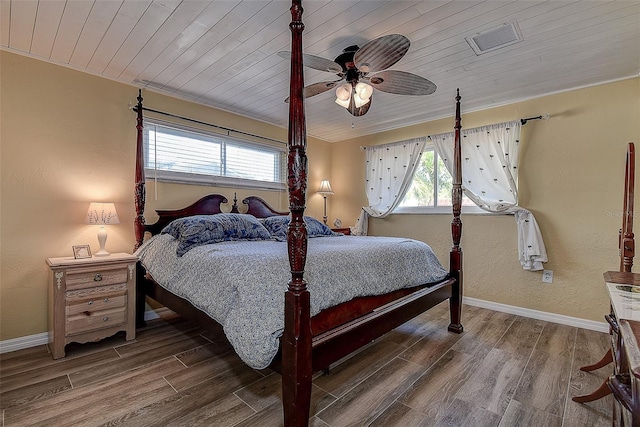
(1, 302, 614, 426)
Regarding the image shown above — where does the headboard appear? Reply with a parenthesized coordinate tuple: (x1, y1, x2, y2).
(242, 196, 289, 218)
(141, 194, 289, 238)
(144, 194, 228, 236)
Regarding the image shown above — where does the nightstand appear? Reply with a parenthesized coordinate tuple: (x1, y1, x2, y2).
(46, 253, 137, 359)
(332, 227, 351, 235)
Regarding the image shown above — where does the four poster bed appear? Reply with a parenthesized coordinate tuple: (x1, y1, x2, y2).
(132, 1, 464, 425)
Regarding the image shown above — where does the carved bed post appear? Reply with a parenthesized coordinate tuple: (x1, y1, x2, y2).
(620, 142, 635, 272)
(134, 89, 146, 251)
(282, 1, 312, 426)
(448, 89, 464, 333)
(133, 89, 148, 328)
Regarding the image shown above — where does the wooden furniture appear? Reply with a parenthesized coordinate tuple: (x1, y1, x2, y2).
(573, 143, 636, 405)
(614, 318, 640, 426)
(47, 253, 137, 359)
(605, 272, 640, 426)
(132, 2, 463, 425)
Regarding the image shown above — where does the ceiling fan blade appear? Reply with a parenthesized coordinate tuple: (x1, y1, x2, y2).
(284, 80, 342, 103)
(368, 70, 437, 95)
(277, 51, 342, 73)
(353, 34, 410, 74)
(348, 94, 372, 117)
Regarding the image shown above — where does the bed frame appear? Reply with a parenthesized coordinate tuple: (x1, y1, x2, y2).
(133, 2, 463, 425)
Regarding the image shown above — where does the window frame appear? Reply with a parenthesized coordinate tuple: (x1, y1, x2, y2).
(143, 118, 287, 191)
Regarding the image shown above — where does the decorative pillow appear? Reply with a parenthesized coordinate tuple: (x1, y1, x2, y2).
(162, 213, 272, 256)
(262, 215, 342, 241)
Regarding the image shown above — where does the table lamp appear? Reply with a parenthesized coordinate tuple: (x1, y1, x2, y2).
(317, 179, 334, 225)
(86, 202, 120, 257)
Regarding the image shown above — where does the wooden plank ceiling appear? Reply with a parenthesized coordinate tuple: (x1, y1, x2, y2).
(1, 0, 639, 142)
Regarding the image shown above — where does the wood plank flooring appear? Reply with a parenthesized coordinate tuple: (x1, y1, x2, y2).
(0, 302, 614, 426)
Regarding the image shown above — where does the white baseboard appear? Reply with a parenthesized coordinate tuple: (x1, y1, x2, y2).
(0, 332, 50, 354)
(0, 300, 610, 354)
(463, 297, 609, 333)
(0, 309, 163, 354)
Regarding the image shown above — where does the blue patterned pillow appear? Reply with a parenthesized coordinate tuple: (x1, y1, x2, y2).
(262, 215, 342, 241)
(162, 214, 272, 256)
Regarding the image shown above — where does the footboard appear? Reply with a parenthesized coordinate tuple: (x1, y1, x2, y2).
(310, 279, 456, 371)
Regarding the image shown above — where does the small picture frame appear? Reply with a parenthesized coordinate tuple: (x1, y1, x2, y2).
(72, 245, 92, 259)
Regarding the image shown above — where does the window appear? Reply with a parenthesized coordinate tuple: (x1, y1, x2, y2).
(144, 120, 286, 190)
(396, 144, 475, 213)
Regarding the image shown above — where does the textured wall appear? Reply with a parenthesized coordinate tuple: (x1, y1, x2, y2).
(2, 48, 638, 342)
(331, 77, 640, 322)
(0, 51, 330, 341)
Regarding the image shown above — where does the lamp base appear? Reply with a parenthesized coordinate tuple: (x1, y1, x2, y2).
(95, 226, 110, 257)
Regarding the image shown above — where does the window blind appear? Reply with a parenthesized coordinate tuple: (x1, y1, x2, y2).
(143, 120, 285, 190)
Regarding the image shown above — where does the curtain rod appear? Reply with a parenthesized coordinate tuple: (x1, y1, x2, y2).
(131, 104, 285, 145)
(520, 113, 550, 125)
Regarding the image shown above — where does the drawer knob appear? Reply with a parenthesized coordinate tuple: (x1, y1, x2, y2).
(102, 317, 109, 322)
(88, 300, 93, 306)
(94, 273, 102, 282)
(103, 298, 109, 303)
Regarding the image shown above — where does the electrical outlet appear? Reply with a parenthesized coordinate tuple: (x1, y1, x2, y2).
(542, 270, 553, 284)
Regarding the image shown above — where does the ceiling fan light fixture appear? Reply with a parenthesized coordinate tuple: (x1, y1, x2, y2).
(285, 34, 432, 117)
(336, 84, 351, 101)
(355, 82, 373, 100)
(335, 97, 351, 108)
(353, 92, 370, 108)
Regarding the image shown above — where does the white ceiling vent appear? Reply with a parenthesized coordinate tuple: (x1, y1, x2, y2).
(465, 22, 523, 55)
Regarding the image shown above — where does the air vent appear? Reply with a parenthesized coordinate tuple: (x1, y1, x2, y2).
(465, 22, 523, 55)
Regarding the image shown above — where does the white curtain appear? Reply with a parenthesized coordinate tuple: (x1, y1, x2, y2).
(432, 121, 548, 270)
(352, 137, 426, 235)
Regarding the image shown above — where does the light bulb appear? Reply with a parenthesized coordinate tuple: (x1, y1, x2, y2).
(353, 92, 370, 108)
(335, 84, 351, 101)
(355, 82, 373, 100)
(335, 97, 350, 108)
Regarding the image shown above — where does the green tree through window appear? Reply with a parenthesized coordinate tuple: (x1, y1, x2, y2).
(400, 148, 469, 209)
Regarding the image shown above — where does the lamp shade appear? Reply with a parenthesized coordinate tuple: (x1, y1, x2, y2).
(317, 180, 334, 195)
(86, 202, 120, 225)
(355, 82, 373, 100)
(335, 84, 351, 101)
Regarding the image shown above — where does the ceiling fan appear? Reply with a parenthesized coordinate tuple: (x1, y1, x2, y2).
(278, 34, 436, 117)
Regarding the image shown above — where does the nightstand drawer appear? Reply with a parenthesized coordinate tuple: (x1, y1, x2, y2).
(65, 266, 128, 290)
(66, 306, 127, 336)
(66, 286, 127, 317)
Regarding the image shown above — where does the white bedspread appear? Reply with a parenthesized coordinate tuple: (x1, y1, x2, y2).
(135, 234, 448, 369)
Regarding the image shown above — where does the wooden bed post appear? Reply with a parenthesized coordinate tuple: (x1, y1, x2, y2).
(133, 89, 148, 328)
(134, 89, 146, 251)
(621, 142, 635, 272)
(448, 89, 464, 334)
(282, 1, 312, 426)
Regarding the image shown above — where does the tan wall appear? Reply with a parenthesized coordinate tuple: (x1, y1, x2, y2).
(2, 47, 638, 342)
(331, 77, 640, 322)
(0, 51, 330, 341)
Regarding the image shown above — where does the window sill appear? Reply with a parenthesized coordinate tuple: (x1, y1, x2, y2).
(393, 206, 509, 215)
(145, 169, 286, 191)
